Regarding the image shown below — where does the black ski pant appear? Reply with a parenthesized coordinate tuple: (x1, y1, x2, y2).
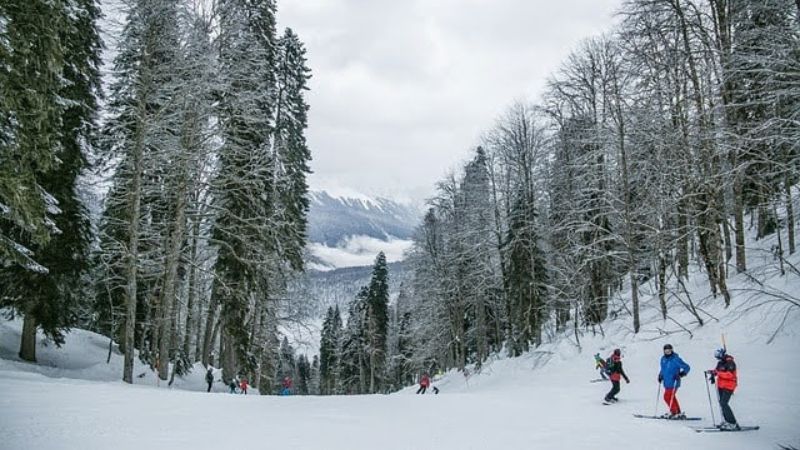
(718, 388, 737, 424)
(416, 386, 427, 394)
(207, 382, 212, 392)
(605, 381, 620, 401)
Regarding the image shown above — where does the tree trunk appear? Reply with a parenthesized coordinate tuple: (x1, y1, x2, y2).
(722, 215, 732, 264)
(677, 198, 690, 279)
(775, 201, 786, 276)
(658, 251, 668, 320)
(19, 314, 37, 362)
(185, 214, 200, 360)
(786, 180, 795, 255)
(157, 173, 189, 380)
(123, 98, 145, 384)
(201, 292, 219, 367)
(733, 175, 746, 272)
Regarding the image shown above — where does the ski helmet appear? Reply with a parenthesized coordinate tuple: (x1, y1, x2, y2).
(714, 348, 726, 360)
(663, 343, 673, 351)
(613, 348, 621, 356)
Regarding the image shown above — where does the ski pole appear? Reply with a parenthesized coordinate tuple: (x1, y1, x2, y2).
(704, 371, 717, 426)
(654, 381, 662, 417)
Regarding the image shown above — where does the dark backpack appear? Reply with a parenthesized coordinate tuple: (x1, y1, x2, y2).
(604, 356, 617, 375)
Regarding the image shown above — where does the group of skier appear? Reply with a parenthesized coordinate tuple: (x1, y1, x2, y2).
(205, 367, 293, 395)
(598, 343, 742, 431)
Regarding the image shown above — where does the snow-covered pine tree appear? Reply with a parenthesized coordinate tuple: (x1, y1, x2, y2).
(728, 0, 799, 248)
(296, 353, 310, 395)
(482, 102, 549, 353)
(0, 0, 67, 271)
(387, 284, 414, 389)
(273, 27, 312, 271)
(96, 0, 182, 383)
(366, 251, 389, 393)
(209, 0, 278, 380)
(309, 354, 320, 395)
(319, 305, 343, 394)
(156, 3, 217, 381)
(0, 0, 101, 362)
(339, 287, 368, 394)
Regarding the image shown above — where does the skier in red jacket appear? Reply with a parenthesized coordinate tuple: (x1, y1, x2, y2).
(603, 348, 630, 403)
(416, 373, 431, 394)
(706, 348, 740, 430)
(281, 376, 293, 396)
(239, 378, 249, 395)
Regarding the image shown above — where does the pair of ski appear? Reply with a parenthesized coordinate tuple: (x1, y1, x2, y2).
(632, 414, 759, 432)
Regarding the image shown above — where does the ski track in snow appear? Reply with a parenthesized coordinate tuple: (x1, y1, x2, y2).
(1, 301, 799, 450)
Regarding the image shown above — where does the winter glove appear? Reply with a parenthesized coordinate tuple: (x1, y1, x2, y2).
(678, 371, 687, 378)
(658, 374, 663, 383)
(624, 376, 630, 384)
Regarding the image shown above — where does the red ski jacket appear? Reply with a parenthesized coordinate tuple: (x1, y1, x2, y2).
(607, 354, 628, 382)
(712, 355, 737, 391)
(420, 375, 431, 387)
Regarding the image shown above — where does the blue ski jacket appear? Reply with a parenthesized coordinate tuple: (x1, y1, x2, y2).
(659, 353, 690, 389)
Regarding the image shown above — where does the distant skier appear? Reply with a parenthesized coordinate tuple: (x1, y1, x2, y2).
(281, 376, 293, 396)
(658, 343, 690, 418)
(706, 348, 740, 430)
(603, 348, 630, 403)
(240, 377, 249, 395)
(229, 378, 238, 394)
(205, 367, 214, 392)
(417, 373, 431, 394)
(594, 353, 609, 380)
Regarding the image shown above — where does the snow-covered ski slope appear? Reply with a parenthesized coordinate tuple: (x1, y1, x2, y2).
(1, 231, 799, 449)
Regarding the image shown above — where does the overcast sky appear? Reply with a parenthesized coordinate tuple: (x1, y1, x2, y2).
(278, 0, 623, 203)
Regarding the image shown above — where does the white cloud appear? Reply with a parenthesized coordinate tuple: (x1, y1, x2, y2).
(309, 235, 413, 269)
(278, 0, 623, 201)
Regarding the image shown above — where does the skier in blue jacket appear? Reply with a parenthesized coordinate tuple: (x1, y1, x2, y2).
(658, 343, 690, 418)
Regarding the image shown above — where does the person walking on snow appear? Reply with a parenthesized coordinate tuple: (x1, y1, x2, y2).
(658, 343, 690, 418)
(603, 349, 630, 403)
(594, 353, 609, 380)
(205, 367, 214, 392)
(239, 377, 249, 395)
(229, 378, 238, 394)
(706, 348, 740, 430)
(417, 373, 431, 394)
(281, 376, 293, 396)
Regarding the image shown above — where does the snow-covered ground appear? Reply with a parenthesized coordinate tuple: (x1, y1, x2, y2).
(1, 232, 800, 449)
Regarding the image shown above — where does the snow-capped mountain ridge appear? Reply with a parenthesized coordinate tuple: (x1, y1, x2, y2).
(305, 190, 422, 269)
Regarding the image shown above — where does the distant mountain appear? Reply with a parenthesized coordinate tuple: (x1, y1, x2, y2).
(307, 191, 422, 247)
(305, 191, 422, 270)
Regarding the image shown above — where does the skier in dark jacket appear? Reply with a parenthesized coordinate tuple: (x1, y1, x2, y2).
(706, 348, 740, 430)
(205, 367, 214, 392)
(604, 349, 630, 403)
(658, 343, 690, 418)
